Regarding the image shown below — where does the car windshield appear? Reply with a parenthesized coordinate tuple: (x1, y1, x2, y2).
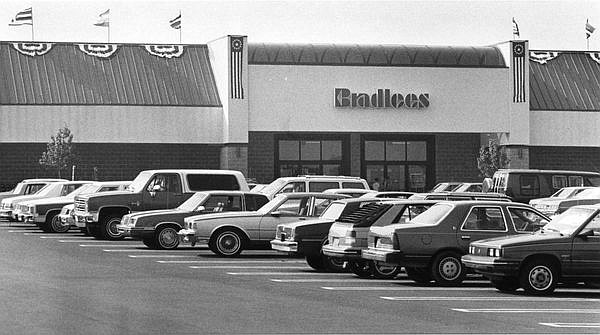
(33, 184, 55, 197)
(257, 194, 290, 214)
(410, 203, 453, 225)
(127, 171, 153, 192)
(11, 183, 25, 194)
(66, 184, 95, 197)
(574, 188, 600, 199)
(320, 202, 348, 220)
(543, 207, 597, 235)
(259, 179, 288, 196)
(550, 188, 576, 198)
(589, 176, 600, 187)
(177, 192, 209, 211)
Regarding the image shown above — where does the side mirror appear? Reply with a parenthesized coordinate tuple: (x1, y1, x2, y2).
(577, 228, 595, 239)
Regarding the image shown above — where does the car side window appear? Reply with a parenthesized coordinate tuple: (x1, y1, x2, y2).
(393, 204, 431, 224)
(244, 194, 269, 211)
(147, 174, 166, 192)
(309, 182, 339, 192)
(202, 195, 241, 212)
(25, 184, 45, 194)
(462, 207, 506, 231)
(508, 207, 546, 232)
(276, 198, 303, 215)
(584, 214, 600, 236)
(520, 175, 540, 197)
(280, 182, 305, 193)
(313, 197, 335, 216)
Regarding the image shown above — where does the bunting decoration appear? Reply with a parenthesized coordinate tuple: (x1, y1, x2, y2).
(512, 41, 526, 103)
(529, 51, 560, 64)
(11, 42, 53, 56)
(78, 44, 119, 58)
(589, 52, 600, 65)
(230, 36, 244, 99)
(144, 45, 184, 58)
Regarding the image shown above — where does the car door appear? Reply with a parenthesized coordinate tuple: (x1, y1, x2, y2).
(570, 211, 600, 276)
(258, 196, 309, 240)
(457, 206, 509, 251)
(141, 173, 183, 210)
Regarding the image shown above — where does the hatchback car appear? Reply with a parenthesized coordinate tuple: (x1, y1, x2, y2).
(178, 193, 349, 256)
(462, 204, 600, 295)
(361, 201, 549, 286)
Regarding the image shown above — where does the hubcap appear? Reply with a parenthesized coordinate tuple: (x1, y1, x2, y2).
(439, 257, 461, 280)
(107, 219, 122, 237)
(52, 216, 68, 233)
(529, 266, 552, 290)
(217, 233, 240, 254)
(158, 228, 178, 248)
(375, 262, 398, 275)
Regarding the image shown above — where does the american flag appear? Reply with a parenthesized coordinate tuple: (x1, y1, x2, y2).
(512, 41, 526, 103)
(94, 9, 109, 27)
(586, 19, 595, 39)
(512, 17, 520, 38)
(169, 13, 181, 30)
(230, 36, 244, 99)
(9, 7, 32, 26)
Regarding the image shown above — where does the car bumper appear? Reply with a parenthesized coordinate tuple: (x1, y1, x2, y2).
(177, 229, 206, 246)
(0, 210, 14, 220)
(74, 214, 96, 228)
(270, 239, 298, 253)
(361, 248, 404, 265)
(321, 244, 362, 259)
(58, 214, 75, 226)
(461, 255, 520, 277)
(116, 225, 153, 239)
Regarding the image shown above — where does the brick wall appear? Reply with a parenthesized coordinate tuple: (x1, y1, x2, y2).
(529, 146, 600, 172)
(247, 132, 275, 183)
(434, 134, 482, 183)
(0, 143, 222, 191)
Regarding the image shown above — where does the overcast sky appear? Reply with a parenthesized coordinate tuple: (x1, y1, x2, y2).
(1, 0, 598, 51)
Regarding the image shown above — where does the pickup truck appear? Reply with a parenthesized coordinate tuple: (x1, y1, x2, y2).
(73, 169, 249, 240)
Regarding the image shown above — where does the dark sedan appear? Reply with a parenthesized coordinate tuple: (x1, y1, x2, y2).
(361, 201, 549, 286)
(462, 204, 600, 295)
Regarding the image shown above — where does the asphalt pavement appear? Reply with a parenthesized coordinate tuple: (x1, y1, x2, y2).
(0, 220, 598, 335)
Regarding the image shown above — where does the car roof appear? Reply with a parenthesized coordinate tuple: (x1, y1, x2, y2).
(194, 190, 268, 196)
(438, 200, 528, 206)
(275, 175, 366, 181)
(21, 179, 68, 183)
(494, 169, 600, 176)
(139, 169, 244, 175)
(274, 192, 351, 199)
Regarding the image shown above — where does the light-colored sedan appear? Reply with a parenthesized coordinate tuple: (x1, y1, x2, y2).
(178, 192, 349, 256)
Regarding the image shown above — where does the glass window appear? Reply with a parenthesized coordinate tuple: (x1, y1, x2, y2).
(322, 164, 341, 175)
(569, 176, 583, 186)
(365, 141, 385, 160)
(245, 194, 269, 211)
(314, 197, 335, 216)
(186, 174, 240, 191)
(406, 141, 427, 161)
(386, 141, 405, 161)
(276, 198, 303, 215)
(25, 184, 45, 195)
(301, 141, 321, 160)
(508, 207, 547, 232)
(279, 140, 299, 160)
(408, 165, 426, 192)
(309, 182, 339, 192)
(520, 175, 540, 196)
(585, 214, 600, 235)
(552, 175, 567, 189)
(279, 164, 298, 177)
(322, 141, 342, 160)
(342, 182, 366, 189)
(463, 207, 506, 231)
(280, 182, 305, 193)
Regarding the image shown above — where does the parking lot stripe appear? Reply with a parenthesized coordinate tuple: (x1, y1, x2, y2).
(228, 272, 351, 276)
(540, 323, 600, 328)
(382, 297, 600, 302)
(322, 286, 492, 291)
(452, 309, 600, 313)
(271, 279, 396, 283)
(157, 260, 305, 264)
(80, 244, 141, 247)
(59, 239, 119, 242)
(104, 249, 202, 252)
(128, 255, 200, 258)
(39, 235, 92, 239)
(190, 266, 309, 269)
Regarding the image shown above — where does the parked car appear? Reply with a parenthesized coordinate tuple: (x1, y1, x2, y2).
(453, 183, 482, 193)
(529, 186, 600, 216)
(117, 191, 270, 250)
(488, 169, 600, 203)
(1, 181, 89, 222)
(361, 201, 549, 286)
(359, 191, 415, 199)
(258, 175, 370, 199)
(178, 193, 349, 256)
(321, 199, 438, 278)
(56, 181, 131, 233)
(73, 169, 249, 240)
(462, 204, 600, 295)
(270, 197, 394, 272)
(323, 188, 376, 198)
(409, 191, 512, 202)
(0, 178, 67, 204)
(430, 182, 461, 192)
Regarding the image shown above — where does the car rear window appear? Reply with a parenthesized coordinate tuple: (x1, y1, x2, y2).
(187, 174, 240, 191)
(410, 203, 453, 225)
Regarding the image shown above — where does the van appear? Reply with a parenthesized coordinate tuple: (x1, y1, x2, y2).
(489, 169, 600, 203)
(259, 175, 370, 199)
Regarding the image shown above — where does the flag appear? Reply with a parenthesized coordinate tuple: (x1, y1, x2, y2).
(586, 19, 595, 39)
(94, 9, 110, 27)
(169, 13, 181, 29)
(512, 17, 520, 38)
(9, 7, 32, 26)
(230, 36, 244, 99)
(512, 41, 526, 103)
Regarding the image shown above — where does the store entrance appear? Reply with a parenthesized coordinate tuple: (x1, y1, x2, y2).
(366, 164, 427, 192)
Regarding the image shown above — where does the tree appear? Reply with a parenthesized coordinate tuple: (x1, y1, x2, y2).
(477, 140, 509, 178)
(39, 125, 75, 179)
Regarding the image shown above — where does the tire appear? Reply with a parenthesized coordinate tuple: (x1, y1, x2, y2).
(153, 226, 180, 250)
(491, 277, 520, 292)
(406, 267, 432, 284)
(209, 229, 244, 256)
(324, 256, 347, 273)
(305, 255, 328, 271)
(348, 260, 374, 278)
(431, 251, 467, 286)
(48, 213, 69, 233)
(372, 261, 401, 279)
(99, 215, 125, 240)
(142, 238, 158, 249)
(519, 260, 558, 295)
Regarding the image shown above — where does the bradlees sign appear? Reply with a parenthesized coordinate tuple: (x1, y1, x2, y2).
(334, 88, 430, 109)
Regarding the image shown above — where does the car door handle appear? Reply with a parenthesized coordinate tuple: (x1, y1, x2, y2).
(298, 217, 306, 220)
(461, 235, 471, 240)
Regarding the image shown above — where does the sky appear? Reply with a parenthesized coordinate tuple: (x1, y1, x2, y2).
(1, 0, 599, 51)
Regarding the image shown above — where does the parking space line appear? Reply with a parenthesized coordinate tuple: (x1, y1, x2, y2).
(24, 232, 77, 236)
(158, 260, 305, 264)
(190, 266, 309, 269)
(104, 249, 201, 252)
(128, 255, 200, 258)
(228, 272, 351, 276)
(452, 309, 600, 313)
(80, 244, 141, 247)
(59, 239, 118, 243)
(540, 323, 600, 328)
(272, 279, 396, 283)
(322, 286, 492, 291)
(382, 297, 600, 302)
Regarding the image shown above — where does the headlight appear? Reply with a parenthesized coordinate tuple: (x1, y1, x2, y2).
(487, 248, 502, 257)
(28, 206, 35, 214)
(375, 236, 394, 249)
(124, 216, 137, 227)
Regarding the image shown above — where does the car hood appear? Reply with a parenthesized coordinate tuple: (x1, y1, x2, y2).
(530, 198, 562, 206)
(186, 211, 260, 222)
(128, 208, 186, 219)
(77, 190, 133, 200)
(470, 231, 565, 248)
(280, 218, 333, 230)
(22, 195, 75, 206)
(2, 194, 48, 205)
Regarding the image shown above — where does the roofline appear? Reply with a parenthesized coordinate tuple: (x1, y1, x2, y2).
(1, 40, 208, 47)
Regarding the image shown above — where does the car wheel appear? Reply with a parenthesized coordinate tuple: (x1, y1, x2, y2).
(49, 214, 70, 233)
(324, 256, 347, 272)
(99, 215, 125, 240)
(431, 251, 466, 286)
(405, 267, 432, 284)
(519, 260, 558, 295)
(305, 255, 328, 271)
(142, 238, 158, 249)
(209, 229, 244, 256)
(154, 226, 180, 250)
(372, 261, 401, 279)
(491, 277, 520, 292)
(348, 260, 374, 278)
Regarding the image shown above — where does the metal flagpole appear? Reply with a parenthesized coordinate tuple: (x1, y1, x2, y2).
(179, 10, 182, 43)
(31, 7, 34, 40)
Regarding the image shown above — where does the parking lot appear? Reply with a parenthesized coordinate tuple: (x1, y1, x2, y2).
(0, 220, 598, 335)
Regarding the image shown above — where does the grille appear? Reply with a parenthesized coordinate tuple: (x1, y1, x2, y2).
(75, 199, 87, 212)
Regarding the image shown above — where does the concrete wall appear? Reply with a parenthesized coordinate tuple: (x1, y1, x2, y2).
(530, 111, 600, 147)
